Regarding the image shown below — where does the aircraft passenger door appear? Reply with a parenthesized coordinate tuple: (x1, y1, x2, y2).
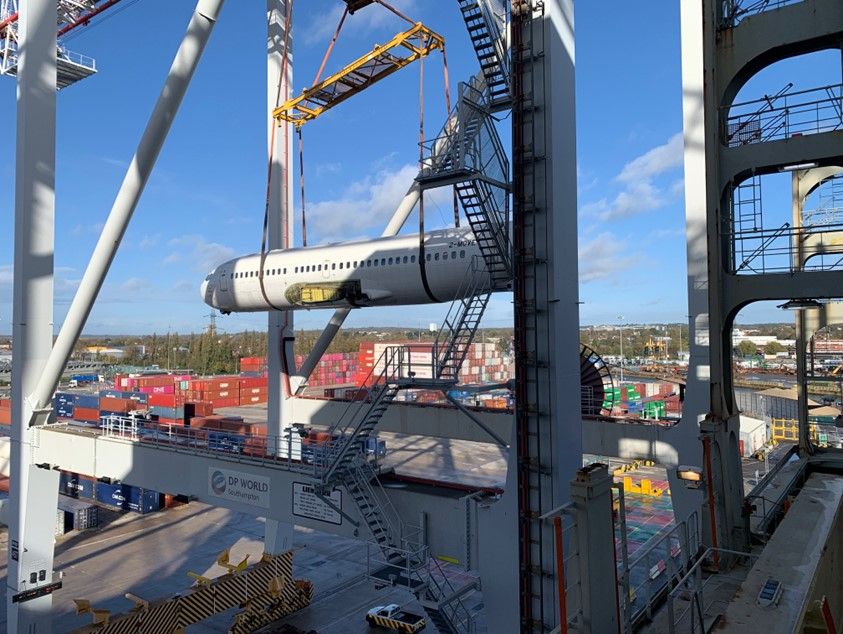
(219, 268, 229, 291)
(322, 260, 331, 279)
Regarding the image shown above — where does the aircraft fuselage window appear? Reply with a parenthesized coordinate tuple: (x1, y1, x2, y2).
(388, 257, 393, 265)
(332, 263, 336, 270)
(411, 255, 416, 263)
(426, 253, 431, 261)
(380, 258, 386, 266)
(460, 250, 466, 258)
(434, 252, 440, 261)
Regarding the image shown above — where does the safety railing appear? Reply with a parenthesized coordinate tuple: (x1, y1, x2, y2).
(724, 83, 843, 148)
(347, 455, 423, 556)
(745, 446, 807, 537)
(55, 416, 319, 475)
(727, 219, 843, 274)
(58, 46, 96, 71)
(423, 556, 477, 633)
(666, 547, 758, 634)
(323, 344, 413, 438)
(620, 510, 702, 628)
(365, 538, 430, 588)
(720, 0, 805, 27)
(0, 43, 96, 75)
(419, 77, 509, 190)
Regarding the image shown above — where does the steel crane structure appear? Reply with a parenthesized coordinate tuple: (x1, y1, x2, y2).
(5, 1, 614, 632)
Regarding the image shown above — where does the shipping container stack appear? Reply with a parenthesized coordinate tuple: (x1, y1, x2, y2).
(239, 356, 267, 374)
(294, 352, 358, 386)
(356, 341, 511, 387)
(0, 397, 9, 425)
(238, 376, 268, 405)
(179, 376, 242, 408)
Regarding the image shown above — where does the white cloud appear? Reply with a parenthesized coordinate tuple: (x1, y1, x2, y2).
(581, 132, 684, 222)
(138, 234, 160, 250)
(307, 163, 447, 243)
(165, 235, 235, 272)
(617, 133, 684, 184)
(72, 222, 105, 237)
(578, 233, 640, 282)
(580, 181, 665, 221)
(300, 0, 417, 46)
(120, 277, 151, 293)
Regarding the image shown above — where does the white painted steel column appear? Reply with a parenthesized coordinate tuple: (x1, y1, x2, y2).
(669, 0, 710, 531)
(265, 0, 295, 553)
(30, 0, 226, 413)
(8, 0, 58, 628)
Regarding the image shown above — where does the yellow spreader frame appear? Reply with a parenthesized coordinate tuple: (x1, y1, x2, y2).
(272, 22, 445, 128)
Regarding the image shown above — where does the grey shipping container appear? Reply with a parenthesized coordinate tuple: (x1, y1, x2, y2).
(57, 495, 98, 530)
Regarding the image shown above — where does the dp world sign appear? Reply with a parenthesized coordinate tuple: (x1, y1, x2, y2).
(207, 467, 270, 508)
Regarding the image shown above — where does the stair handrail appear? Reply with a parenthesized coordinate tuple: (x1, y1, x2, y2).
(472, 179, 512, 275)
(476, 0, 509, 83)
(353, 456, 427, 562)
(432, 256, 491, 380)
(421, 556, 476, 632)
(314, 345, 412, 479)
(421, 75, 492, 177)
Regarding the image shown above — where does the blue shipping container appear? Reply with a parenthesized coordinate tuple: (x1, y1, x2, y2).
(55, 392, 77, 406)
(58, 471, 95, 499)
(75, 394, 100, 409)
(99, 390, 149, 404)
(207, 431, 244, 453)
(128, 392, 149, 405)
(96, 482, 162, 514)
(54, 398, 75, 417)
(71, 374, 99, 383)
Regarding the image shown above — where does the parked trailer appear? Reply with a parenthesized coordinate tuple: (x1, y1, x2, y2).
(366, 604, 426, 632)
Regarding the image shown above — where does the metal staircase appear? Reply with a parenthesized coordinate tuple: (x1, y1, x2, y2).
(433, 256, 493, 382)
(419, 77, 513, 289)
(307, 15, 515, 627)
(457, 0, 509, 108)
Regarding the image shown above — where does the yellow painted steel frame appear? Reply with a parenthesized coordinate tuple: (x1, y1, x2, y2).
(272, 22, 445, 127)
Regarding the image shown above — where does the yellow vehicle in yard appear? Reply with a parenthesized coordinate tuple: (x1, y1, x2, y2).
(366, 604, 426, 632)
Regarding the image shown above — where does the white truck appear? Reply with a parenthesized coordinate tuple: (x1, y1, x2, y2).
(366, 604, 426, 632)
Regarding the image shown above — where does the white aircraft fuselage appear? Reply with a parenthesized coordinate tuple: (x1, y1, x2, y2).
(201, 227, 492, 313)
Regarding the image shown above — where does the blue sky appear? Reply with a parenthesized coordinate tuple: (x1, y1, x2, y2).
(0, 1, 839, 335)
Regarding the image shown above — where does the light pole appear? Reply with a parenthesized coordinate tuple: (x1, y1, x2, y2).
(618, 315, 625, 383)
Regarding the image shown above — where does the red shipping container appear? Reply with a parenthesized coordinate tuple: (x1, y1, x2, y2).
(0, 475, 9, 493)
(73, 407, 99, 422)
(149, 393, 178, 408)
(99, 397, 138, 413)
(0, 407, 10, 425)
(136, 375, 176, 388)
(156, 416, 182, 425)
(0, 398, 10, 407)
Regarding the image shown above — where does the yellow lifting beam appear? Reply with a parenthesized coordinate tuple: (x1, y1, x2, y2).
(272, 22, 445, 128)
